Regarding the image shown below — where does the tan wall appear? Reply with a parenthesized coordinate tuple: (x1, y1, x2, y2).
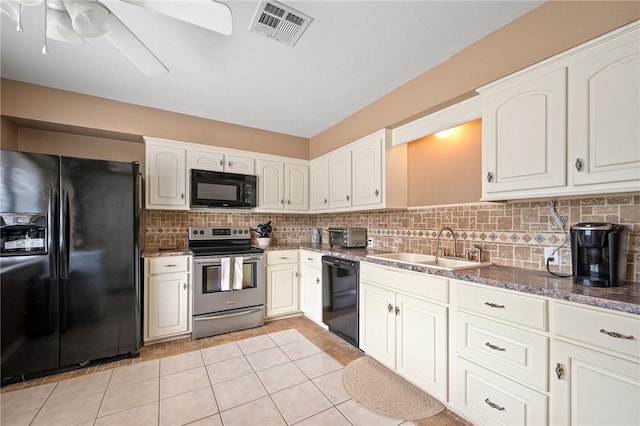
(407, 119, 481, 206)
(17, 128, 146, 173)
(0, 117, 19, 150)
(0, 79, 309, 160)
(310, 1, 640, 158)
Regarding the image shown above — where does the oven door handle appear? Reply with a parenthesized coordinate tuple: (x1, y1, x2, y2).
(193, 307, 263, 321)
(193, 255, 263, 266)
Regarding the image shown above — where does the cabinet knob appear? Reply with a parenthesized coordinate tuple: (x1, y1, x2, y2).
(395, 306, 400, 316)
(375, 189, 379, 196)
(228, 161, 232, 168)
(387, 303, 393, 313)
(281, 199, 284, 204)
(181, 193, 184, 199)
(575, 158, 583, 172)
(287, 200, 291, 204)
(486, 172, 494, 183)
(316, 277, 320, 284)
(219, 159, 224, 166)
(324, 198, 327, 204)
(183, 283, 187, 290)
(555, 363, 564, 379)
(346, 194, 350, 201)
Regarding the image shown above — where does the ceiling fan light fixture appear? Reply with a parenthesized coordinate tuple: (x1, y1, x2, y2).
(63, 0, 111, 37)
(47, 7, 86, 42)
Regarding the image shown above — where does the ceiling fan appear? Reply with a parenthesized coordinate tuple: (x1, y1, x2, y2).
(0, 0, 232, 76)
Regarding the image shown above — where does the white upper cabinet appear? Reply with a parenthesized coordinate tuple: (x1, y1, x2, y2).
(146, 139, 188, 210)
(568, 30, 640, 188)
(188, 149, 224, 172)
(225, 154, 255, 175)
(312, 128, 405, 212)
(352, 133, 383, 207)
(482, 67, 567, 195)
(328, 149, 352, 209)
(310, 158, 330, 210)
(257, 159, 308, 211)
(479, 21, 640, 200)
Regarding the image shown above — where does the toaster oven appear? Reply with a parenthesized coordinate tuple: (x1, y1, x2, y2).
(328, 227, 367, 248)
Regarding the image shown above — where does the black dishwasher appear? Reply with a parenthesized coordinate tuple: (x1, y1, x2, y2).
(321, 256, 359, 347)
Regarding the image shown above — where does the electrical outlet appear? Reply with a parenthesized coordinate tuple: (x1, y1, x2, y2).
(544, 247, 559, 266)
(367, 237, 373, 246)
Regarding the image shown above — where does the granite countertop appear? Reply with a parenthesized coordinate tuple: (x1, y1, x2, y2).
(143, 244, 640, 315)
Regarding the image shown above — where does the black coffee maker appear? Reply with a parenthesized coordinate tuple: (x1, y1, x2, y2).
(570, 222, 628, 287)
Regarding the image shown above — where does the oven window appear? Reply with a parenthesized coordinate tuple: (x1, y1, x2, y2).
(202, 261, 257, 293)
(197, 182, 238, 201)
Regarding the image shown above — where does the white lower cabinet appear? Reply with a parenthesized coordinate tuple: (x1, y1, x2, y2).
(359, 263, 449, 401)
(144, 255, 191, 342)
(300, 250, 322, 323)
(265, 250, 299, 318)
(550, 301, 640, 426)
(450, 280, 548, 425)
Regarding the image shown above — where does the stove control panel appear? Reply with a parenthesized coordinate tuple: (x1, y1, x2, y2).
(188, 226, 252, 241)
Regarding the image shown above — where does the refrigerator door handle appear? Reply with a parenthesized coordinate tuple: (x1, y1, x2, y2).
(60, 189, 70, 279)
(48, 188, 59, 279)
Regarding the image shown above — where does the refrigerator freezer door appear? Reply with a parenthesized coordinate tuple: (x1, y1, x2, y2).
(0, 151, 60, 383)
(59, 157, 140, 366)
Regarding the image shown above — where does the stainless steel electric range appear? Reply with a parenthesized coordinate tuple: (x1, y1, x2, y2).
(189, 226, 265, 339)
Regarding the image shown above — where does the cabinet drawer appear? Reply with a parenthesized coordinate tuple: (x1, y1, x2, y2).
(148, 256, 189, 274)
(456, 312, 548, 391)
(554, 302, 640, 359)
(454, 357, 547, 426)
(456, 282, 547, 331)
(266, 250, 299, 265)
(300, 250, 322, 268)
(361, 262, 448, 304)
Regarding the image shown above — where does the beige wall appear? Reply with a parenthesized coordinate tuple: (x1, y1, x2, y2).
(17, 128, 146, 173)
(0, 79, 309, 160)
(310, 1, 640, 157)
(0, 117, 19, 150)
(407, 119, 481, 206)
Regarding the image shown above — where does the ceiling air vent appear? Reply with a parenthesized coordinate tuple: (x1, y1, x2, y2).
(249, 0, 313, 47)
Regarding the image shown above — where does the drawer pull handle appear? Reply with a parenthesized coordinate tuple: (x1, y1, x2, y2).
(165, 264, 177, 267)
(279, 257, 289, 260)
(388, 303, 393, 313)
(307, 257, 314, 261)
(555, 363, 564, 380)
(485, 342, 505, 351)
(600, 329, 634, 340)
(484, 398, 505, 411)
(484, 302, 505, 309)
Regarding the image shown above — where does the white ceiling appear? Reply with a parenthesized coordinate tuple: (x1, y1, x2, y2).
(1, 1, 543, 138)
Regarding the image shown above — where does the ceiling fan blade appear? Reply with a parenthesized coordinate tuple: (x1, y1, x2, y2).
(121, 0, 232, 35)
(1, 0, 21, 22)
(47, 7, 87, 42)
(103, 15, 168, 76)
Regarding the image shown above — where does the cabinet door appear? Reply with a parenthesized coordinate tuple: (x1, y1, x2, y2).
(359, 282, 395, 369)
(225, 154, 255, 175)
(569, 35, 640, 187)
(258, 160, 284, 210)
(328, 150, 352, 209)
(352, 136, 383, 207)
(148, 272, 189, 339)
(310, 159, 330, 210)
(301, 264, 322, 323)
(284, 163, 309, 211)
(396, 294, 448, 401)
(147, 144, 188, 209)
(188, 149, 224, 172)
(551, 340, 640, 426)
(482, 68, 567, 196)
(266, 264, 299, 317)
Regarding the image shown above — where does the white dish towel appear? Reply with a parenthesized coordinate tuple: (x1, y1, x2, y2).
(232, 256, 244, 290)
(221, 257, 231, 291)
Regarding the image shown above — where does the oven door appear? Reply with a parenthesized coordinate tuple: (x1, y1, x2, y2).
(193, 254, 265, 316)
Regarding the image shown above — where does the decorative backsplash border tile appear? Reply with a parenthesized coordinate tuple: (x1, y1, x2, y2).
(144, 194, 640, 283)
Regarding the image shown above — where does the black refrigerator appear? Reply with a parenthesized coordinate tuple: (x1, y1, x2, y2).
(0, 150, 141, 385)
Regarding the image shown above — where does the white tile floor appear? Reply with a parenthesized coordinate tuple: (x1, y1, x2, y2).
(0, 329, 416, 426)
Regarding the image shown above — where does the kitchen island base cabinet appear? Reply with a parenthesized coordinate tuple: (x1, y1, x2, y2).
(144, 256, 192, 342)
(359, 263, 449, 401)
(266, 250, 299, 318)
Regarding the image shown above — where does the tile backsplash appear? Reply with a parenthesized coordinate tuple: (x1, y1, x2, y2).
(145, 194, 640, 282)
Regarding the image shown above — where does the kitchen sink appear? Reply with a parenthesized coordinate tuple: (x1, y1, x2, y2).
(366, 252, 492, 271)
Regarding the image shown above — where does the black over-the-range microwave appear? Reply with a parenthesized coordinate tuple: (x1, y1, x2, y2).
(190, 169, 257, 208)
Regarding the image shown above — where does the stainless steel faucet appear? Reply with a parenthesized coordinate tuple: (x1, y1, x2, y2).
(435, 227, 457, 264)
(474, 244, 483, 263)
